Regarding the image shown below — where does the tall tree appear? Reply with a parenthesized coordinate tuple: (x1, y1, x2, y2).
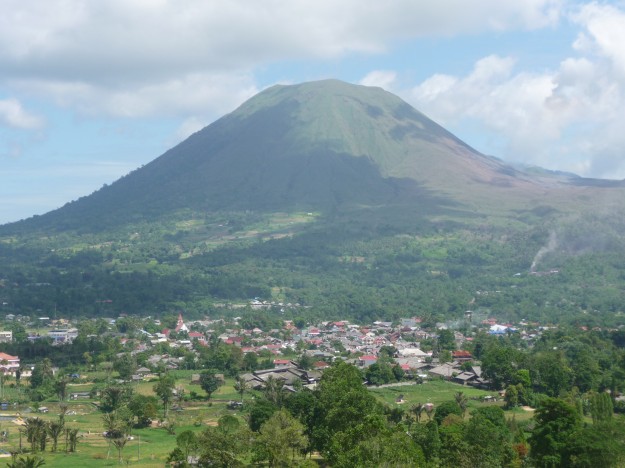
(199, 371, 222, 402)
(153, 373, 175, 418)
(529, 398, 581, 467)
(233, 376, 249, 403)
(253, 409, 308, 467)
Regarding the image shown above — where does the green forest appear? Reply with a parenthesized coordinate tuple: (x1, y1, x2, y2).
(2, 206, 625, 328)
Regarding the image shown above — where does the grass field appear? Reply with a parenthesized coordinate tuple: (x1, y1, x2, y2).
(0, 376, 249, 467)
(368, 378, 536, 422)
(0, 376, 538, 466)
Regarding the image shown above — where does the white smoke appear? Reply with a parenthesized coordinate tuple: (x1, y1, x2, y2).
(530, 230, 558, 272)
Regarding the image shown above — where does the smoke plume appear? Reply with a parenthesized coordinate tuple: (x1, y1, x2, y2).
(530, 230, 558, 272)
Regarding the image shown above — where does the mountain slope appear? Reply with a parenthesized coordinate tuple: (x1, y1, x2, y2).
(3, 80, 562, 232)
(3, 80, 625, 324)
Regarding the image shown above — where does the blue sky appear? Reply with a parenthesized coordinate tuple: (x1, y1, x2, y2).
(2, 0, 625, 224)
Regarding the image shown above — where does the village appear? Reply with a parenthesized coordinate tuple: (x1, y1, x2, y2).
(0, 301, 622, 466)
(0, 305, 548, 393)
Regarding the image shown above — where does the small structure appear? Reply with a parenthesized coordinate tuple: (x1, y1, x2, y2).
(0, 352, 20, 374)
(175, 313, 189, 333)
(0, 331, 12, 343)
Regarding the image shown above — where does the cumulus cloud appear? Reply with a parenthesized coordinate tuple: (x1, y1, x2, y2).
(0, 98, 44, 129)
(403, 3, 625, 179)
(360, 71, 397, 89)
(0, 0, 561, 119)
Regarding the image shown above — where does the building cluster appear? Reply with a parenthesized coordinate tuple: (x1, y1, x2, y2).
(0, 306, 548, 389)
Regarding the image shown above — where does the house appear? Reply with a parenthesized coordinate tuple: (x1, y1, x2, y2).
(0, 352, 19, 374)
(47, 328, 79, 344)
(452, 350, 473, 361)
(0, 331, 12, 343)
(241, 365, 322, 391)
(428, 363, 456, 379)
(358, 355, 378, 367)
(273, 359, 295, 369)
(397, 347, 430, 360)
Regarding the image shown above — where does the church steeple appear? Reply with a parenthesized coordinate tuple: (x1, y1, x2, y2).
(175, 313, 188, 332)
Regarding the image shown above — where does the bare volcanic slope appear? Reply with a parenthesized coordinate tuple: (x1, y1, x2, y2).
(5, 79, 623, 232)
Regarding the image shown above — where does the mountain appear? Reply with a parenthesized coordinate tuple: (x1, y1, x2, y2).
(4, 79, 610, 234)
(3, 80, 625, 324)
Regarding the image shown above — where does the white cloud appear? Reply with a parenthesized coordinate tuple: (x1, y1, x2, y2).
(14, 73, 259, 121)
(402, 3, 625, 179)
(360, 71, 397, 89)
(0, 0, 562, 119)
(0, 98, 44, 129)
(572, 3, 625, 79)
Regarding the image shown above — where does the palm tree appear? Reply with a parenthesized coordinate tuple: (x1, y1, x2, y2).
(111, 437, 128, 464)
(66, 428, 79, 453)
(23, 418, 46, 453)
(411, 402, 424, 423)
(263, 376, 285, 407)
(454, 391, 468, 418)
(6, 455, 46, 468)
(47, 421, 64, 452)
(102, 413, 125, 459)
(233, 376, 249, 403)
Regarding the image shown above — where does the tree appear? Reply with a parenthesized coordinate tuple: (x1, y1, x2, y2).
(100, 385, 133, 414)
(23, 418, 47, 453)
(253, 409, 308, 467)
(243, 352, 258, 372)
(437, 329, 456, 351)
(176, 430, 198, 459)
(29, 359, 53, 390)
(454, 391, 468, 418)
(331, 416, 425, 468)
(198, 424, 249, 467)
(46, 421, 64, 452)
(297, 354, 314, 370)
(314, 362, 385, 462)
(411, 402, 424, 423)
(505, 385, 519, 409)
(567, 419, 625, 467)
(111, 437, 128, 464)
(434, 400, 463, 425)
(66, 428, 79, 453)
(102, 412, 127, 460)
(233, 376, 249, 403)
(412, 420, 441, 463)
(127, 394, 158, 428)
(531, 351, 573, 397)
(248, 399, 278, 432)
(263, 375, 285, 407)
(199, 371, 222, 401)
(218, 414, 240, 435)
(529, 398, 581, 467)
(53, 377, 69, 401)
(365, 362, 394, 386)
(465, 407, 514, 467)
(589, 391, 613, 424)
(481, 345, 522, 389)
(153, 373, 176, 418)
(113, 353, 137, 381)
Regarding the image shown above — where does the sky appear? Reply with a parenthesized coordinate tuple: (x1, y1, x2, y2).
(2, 0, 625, 224)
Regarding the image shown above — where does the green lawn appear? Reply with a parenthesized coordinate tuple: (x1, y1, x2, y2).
(368, 379, 538, 422)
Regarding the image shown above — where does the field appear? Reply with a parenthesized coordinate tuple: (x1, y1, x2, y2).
(0, 374, 539, 466)
(0, 376, 248, 467)
(368, 378, 536, 421)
